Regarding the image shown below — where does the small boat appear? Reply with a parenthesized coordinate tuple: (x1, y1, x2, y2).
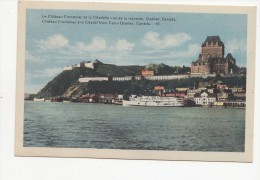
(33, 97, 45, 102)
(114, 99, 123, 105)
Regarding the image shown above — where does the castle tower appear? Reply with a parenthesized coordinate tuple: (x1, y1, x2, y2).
(225, 53, 236, 74)
(201, 36, 224, 62)
(191, 36, 231, 75)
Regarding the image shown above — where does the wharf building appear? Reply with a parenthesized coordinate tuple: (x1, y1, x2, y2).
(193, 91, 216, 106)
(191, 36, 237, 75)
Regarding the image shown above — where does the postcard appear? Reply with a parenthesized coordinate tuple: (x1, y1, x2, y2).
(15, 1, 256, 162)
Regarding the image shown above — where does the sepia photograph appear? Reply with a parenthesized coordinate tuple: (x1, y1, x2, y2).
(15, 1, 256, 161)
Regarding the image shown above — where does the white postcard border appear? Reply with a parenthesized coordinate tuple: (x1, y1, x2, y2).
(15, 1, 256, 162)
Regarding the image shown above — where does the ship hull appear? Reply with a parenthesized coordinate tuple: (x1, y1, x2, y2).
(33, 98, 45, 102)
(122, 96, 184, 107)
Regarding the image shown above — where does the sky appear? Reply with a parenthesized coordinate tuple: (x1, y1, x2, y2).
(25, 9, 247, 93)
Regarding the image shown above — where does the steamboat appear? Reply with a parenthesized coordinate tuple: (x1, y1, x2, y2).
(122, 95, 184, 107)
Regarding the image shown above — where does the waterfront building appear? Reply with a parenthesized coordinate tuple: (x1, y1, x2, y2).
(161, 91, 186, 98)
(187, 89, 202, 98)
(191, 36, 237, 75)
(229, 87, 245, 93)
(99, 94, 115, 103)
(174, 91, 186, 98)
(79, 93, 99, 103)
(193, 91, 216, 106)
(213, 101, 225, 106)
(207, 88, 214, 94)
(213, 100, 246, 108)
(233, 92, 246, 100)
(217, 91, 229, 101)
(223, 101, 246, 107)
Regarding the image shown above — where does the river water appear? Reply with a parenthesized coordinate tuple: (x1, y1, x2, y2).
(24, 101, 245, 152)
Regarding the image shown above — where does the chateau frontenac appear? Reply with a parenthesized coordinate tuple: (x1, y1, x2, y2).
(191, 36, 237, 75)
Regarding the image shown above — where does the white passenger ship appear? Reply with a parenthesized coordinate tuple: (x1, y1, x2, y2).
(122, 95, 184, 107)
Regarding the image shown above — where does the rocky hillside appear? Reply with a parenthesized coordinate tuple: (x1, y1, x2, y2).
(36, 63, 143, 98)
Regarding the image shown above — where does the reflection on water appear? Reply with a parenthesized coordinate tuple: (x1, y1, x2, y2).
(24, 101, 245, 152)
